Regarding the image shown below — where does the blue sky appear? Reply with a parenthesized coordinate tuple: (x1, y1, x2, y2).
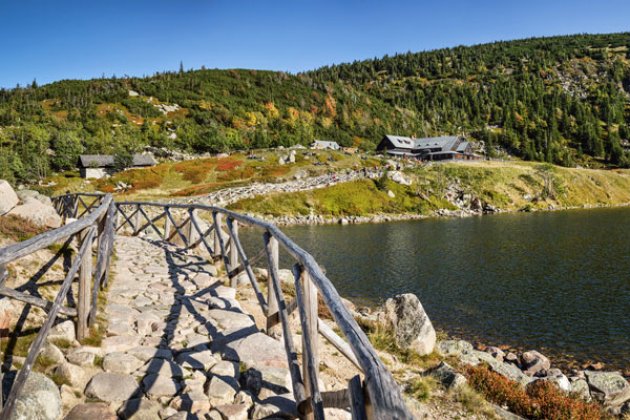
(1, 0, 629, 88)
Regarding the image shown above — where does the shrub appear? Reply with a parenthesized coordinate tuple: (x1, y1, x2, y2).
(0, 215, 46, 241)
(465, 365, 603, 420)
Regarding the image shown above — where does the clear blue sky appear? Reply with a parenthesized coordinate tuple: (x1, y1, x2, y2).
(1, 0, 629, 88)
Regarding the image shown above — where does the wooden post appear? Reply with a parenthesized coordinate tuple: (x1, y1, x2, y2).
(163, 209, 171, 240)
(300, 268, 322, 419)
(213, 213, 222, 259)
(348, 375, 368, 420)
(77, 229, 92, 341)
(229, 219, 239, 287)
(132, 205, 141, 234)
(266, 235, 280, 337)
(188, 209, 198, 246)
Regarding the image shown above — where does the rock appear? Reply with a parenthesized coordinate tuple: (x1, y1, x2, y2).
(175, 349, 217, 371)
(536, 369, 571, 393)
(85, 372, 140, 402)
(388, 171, 412, 186)
(103, 352, 144, 374)
(277, 269, 294, 284)
(485, 346, 505, 362)
(0, 180, 19, 215)
(220, 332, 287, 369)
(54, 362, 89, 389)
(66, 348, 97, 367)
(118, 398, 162, 419)
(102, 335, 142, 353)
(251, 394, 298, 419)
(436, 340, 473, 357)
(7, 371, 61, 420)
(48, 320, 76, 343)
(142, 374, 182, 398)
(571, 378, 591, 401)
(65, 403, 117, 420)
(136, 359, 184, 378)
(584, 370, 630, 406)
(206, 376, 238, 406)
(169, 391, 211, 413)
(214, 403, 249, 420)
(521, 350, 550, 376)
(127, 346, 172, 362)
(461, 350, 532, 386)
(382, 293, 436, 355)
(427, 362, 467, 390)
(387, 190, 396, 198)
(8, 197, 62, 228)
(16, 189, 52, 207)
(504, 352, 519, 365)
(38, 342, 65, 364)
(240, 368, 263, 396)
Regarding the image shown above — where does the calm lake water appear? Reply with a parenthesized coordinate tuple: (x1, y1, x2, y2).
(243, 207, 630, 369)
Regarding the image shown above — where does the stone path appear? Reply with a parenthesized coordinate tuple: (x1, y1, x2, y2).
(61, 236, 303, 419)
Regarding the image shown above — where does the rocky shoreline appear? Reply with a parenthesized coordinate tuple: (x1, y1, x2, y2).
(357, 293, 630, 417)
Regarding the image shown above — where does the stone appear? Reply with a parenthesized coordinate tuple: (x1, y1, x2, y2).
(175, 349, 217, 371)
(8, 371, 61, 420)
(169, 391, 211, 412)
(102, 335, 142, 353)
(117, 398, 162, 419)
(461, 350, 533, 386)
(85, 372, 140, 402)
(251, 394, 298, 419)
(0, 180, 19, 215)
(214, 403, 249, 420)
(159, 406, 178, 419)
(38, 342, 65, 364)
(387, 190, 396, 198)
(103, 352, 144, 374)
(505, 352, 519, 365)
(127, 346, 172, 362)
(59, 383, 82, 411)
(137, 359, 184, 378)
(383, 294, 436, 355)
(48, 320, 76, 343)
(427, 361, 467, 390)
(584, 370, 630, 406)
(66, 348, 98, 367)
(534, 369, 571, 393)
(221, 332, 287, 369)
(436, 339, 473, 357)
(570, 378, 591, 401)
(16, 189, 52, 206)
(240, 368, 263, 396)
(8, 197, 62, 229)
(388, 170, 412, 186)
(65, 403, 117, 420)
(206, 376, 238, 406)
(485, 346, 506, 362)
(521, 350, 550, 376)
(208, 309, 256, 332)
(54, 362, 90, 389)
(142, 374, 182, 398)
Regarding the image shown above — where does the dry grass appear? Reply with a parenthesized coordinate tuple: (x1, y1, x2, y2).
(465, 364, 604, 420)
(0, 215, 46, 241)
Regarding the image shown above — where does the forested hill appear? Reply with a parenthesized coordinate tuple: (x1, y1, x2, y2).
(1, 32, 630, 183)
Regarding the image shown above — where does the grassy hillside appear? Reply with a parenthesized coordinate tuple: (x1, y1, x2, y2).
(1, 33, 629, 185)
(229, 161, 630, 217)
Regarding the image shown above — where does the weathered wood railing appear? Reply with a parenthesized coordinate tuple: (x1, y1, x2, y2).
(110, 196, 413, 419)
(0, 193, 116, 420)
(1, 190, 412, 419)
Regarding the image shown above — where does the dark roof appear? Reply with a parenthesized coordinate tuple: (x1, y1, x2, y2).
(79, 154, 156, 168)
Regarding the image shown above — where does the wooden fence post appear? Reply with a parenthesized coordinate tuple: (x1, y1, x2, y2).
(77, 229, 92, 341)
(266, 235, 280, 337)
(213, 213, 222, 259)
(229, 219, 239, 287)
(132, 205, 141, 234)
(163, 208, 171, 240)
(302, 268, 322, 419)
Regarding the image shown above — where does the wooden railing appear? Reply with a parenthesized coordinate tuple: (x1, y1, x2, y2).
(0, 193, 116, 420)
(0, 191, 412, 419)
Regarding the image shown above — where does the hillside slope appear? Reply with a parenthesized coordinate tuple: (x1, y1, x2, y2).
(1, 33, 629, 184)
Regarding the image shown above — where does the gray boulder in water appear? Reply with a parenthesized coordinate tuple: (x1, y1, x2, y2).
(383, 293, 436, 355)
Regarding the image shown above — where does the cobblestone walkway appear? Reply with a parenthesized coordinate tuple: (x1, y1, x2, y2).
(63, 236, 301, 419)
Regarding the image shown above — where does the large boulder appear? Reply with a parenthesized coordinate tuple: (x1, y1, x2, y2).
(8, 197, 61, 229)
(382, 294, 436, 355)
(5, 371, 61, 420)
(16, 190, 53, 207)
(521, 350, 550, 376)
(584, 370, 630, 407)
(0, 180, 19, 215)
(387, 171, 412, 186)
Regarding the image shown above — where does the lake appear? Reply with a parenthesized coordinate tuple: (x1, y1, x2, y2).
(243, 207, 630, 370)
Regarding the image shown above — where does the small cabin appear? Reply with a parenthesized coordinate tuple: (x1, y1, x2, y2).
(376, 135, 478, 161)
(78, 154, 157, 179)
(311, 140, 341, 150)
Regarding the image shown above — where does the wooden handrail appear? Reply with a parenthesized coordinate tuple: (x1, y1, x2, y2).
(44, 193, 413, 419)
